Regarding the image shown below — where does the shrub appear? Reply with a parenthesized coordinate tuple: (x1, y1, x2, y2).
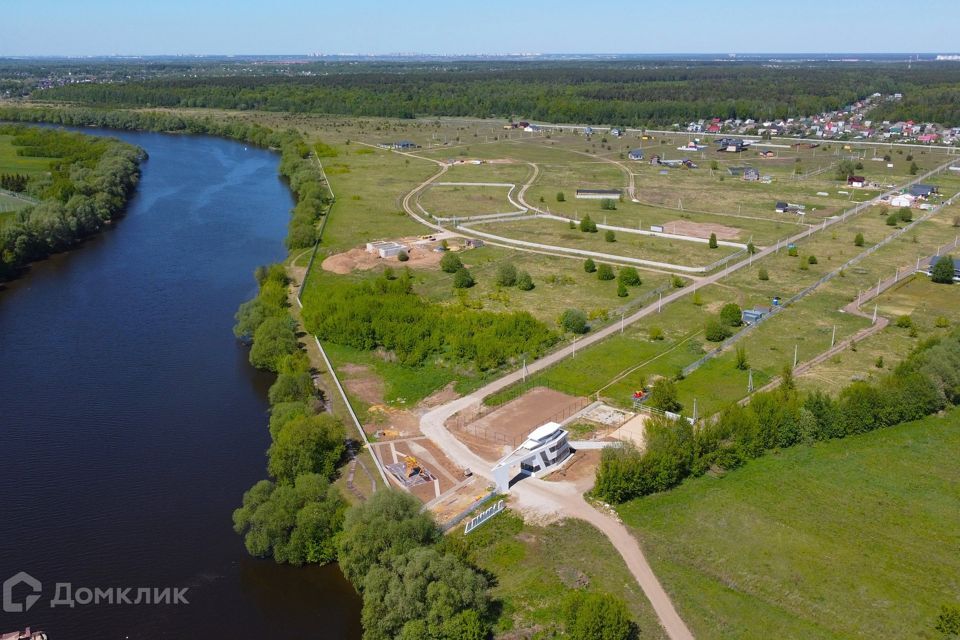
(909, 161, 919, 175)
(807, 255, 818, 265)
(516, 271, 534, 291)
(453, 267, 475, 289)
(747, 241, 756, 254)
(649, 379, 683, 413)
(579, 215, 598, 232)
(649, 326, 664, 340)
(605, 229, 616, 242)
(556, 191, 565, 202)
(788, 246, 799, 257)
(708, 233, 718, 249)
(799, 259, 809, 271)
(495, 262, 518, 287)
(583, 257, 597, 273)
(931, 255, 956, 284)
(397, 250, 409, 262)
(563, 591, 634, 640)
(440, 252, 463, 273)
(735, 344, 749, 370)
(560, 308, 589, 334)
(935, 316, 950, 328)
(568, 219, 576, 229)
(886, 213, 899, 226)
(618, 266, 641, 286)
(617, 282, 628, 297)
(671, 274, 685, 288)
(896, 315, 913, 329)
(875, 356, 884, 369)
(720, 303, 743, 327)
(705, 318, 731, 342)
(600, 198, 617, 211)
(597, 263, 615, 280)
(854, 232, 864, 247)
(898, 206, 913, 222)
(758, 268, 769, 281)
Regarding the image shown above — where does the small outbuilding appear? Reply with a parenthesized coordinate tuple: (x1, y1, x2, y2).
(628, 149, 645, 161)
(847, 175, 866, 188)
(742, 306, 772, 324)
(575, 188, 622, 199)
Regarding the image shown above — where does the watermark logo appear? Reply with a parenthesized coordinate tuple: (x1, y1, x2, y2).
(3, 572, 42, 613)
(2, 572, 188, 612)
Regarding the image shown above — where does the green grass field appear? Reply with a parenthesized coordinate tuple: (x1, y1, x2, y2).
(618, 409, 960, 640)
(466, 216, 740, 268)
(0, 134, 57, 175)
(419, 184, 521, 217)
(453, 509, 668, 639)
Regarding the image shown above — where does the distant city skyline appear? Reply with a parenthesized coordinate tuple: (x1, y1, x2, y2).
(5, 0, 958, 57)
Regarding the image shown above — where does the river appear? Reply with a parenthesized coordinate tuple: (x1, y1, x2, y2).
(0, 128, 362, 639)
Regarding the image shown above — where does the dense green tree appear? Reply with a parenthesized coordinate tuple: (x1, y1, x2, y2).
(267, 414, 345, 483)
(560, 308, 589, 334)
(705, 318, 731, 342)
(931, 255, 956, 284)
(597, 263, 615, 280)
(618, 267, 641, 286)
(708, 233, 718, 249)
(440, 252, 462, 273)
(720, 303, 743, 327)
(453, 266, 475, 288)
(584, 257, 597, 273)
(496, 262, 518, 287)
(337, 490, 440, 588)
(899, 206, 913, 222)
(563, 591, 635, 640)
(249, 315, 298, 371)
(232, 473, 346, 565)
(649, 379, 682, 413)
(361, 547, 490, 640)
(854, 232, 865, 247)
(605, 229, 616, 242)
(268, 370, 315, 404)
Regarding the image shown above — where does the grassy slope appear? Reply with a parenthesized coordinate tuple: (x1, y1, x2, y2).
(455, 510, 668, 639)
(618, 410, 960, 640)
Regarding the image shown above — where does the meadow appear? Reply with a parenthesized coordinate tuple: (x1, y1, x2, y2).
(618, 409, 960, 639)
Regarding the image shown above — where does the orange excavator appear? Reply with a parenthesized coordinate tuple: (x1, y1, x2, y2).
(404, 456, 421, 478)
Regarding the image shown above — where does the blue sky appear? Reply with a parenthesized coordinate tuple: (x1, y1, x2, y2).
(5, 0, 958, 56)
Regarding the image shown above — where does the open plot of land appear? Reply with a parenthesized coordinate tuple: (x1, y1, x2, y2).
(0, 133, 57, 175)
(618, 410, 960, 639)
(438, 160, 532, 184)
(420, 184, 521, 218)
(457, 509, 669, 639)
(410, 243, 676, 325)
(369, 436, 465, 503)
(321, 235, 444, 274)
(466, 216, 740, 269)
(449, 386, 587, 459)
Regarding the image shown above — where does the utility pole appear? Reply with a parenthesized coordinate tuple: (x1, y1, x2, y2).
(692, 398, 698, 422)
(747, 369, 754, 393)
(658, 292, 662, 312)
(793, 344, 798, 368)
(620, 312, 624, 334)
(831, 325, 836, 348)
(873, 304, 878, 323)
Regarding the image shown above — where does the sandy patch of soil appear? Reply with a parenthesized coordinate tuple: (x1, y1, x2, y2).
(663, 219, 741, 240)
(322, 237, 444, 274)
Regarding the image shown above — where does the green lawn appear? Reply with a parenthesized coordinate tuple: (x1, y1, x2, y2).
(0, 134, 57, 175)
(617, 409, 960, 640)
(453, 509, 668, 639)
(420, 184, 521, 217)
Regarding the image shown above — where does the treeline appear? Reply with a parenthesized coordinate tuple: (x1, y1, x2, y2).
(595, 327, 960, 503)
(301, 270, 558, 371)
(871, 85, 960, 129)
(34, 63, 960, 126)
(232, 264, 348, 565)
(0, 125, 145, 281)
(0, 173, 28, 192)
(0, 106, 332, 250)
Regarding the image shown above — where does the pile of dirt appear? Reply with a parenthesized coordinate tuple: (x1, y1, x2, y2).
(321, 237, 445, 274)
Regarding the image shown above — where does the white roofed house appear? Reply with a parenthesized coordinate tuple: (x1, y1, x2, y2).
(491, 422, 571, 492)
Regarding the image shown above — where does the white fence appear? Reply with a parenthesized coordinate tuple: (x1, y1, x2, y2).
(464, 499, 505, 534)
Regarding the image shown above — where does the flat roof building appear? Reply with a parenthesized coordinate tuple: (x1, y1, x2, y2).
(576, 188, 622, 199)
(491, 422, 571, 492)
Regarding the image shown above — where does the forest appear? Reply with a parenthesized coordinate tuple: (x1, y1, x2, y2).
(33, 62, 960, 126)
(0, 125, 145, 280)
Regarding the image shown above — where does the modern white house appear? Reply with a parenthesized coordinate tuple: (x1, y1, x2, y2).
(491, 422, 571, 493)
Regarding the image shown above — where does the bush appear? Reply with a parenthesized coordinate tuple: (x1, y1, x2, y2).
(931, 255, 956, 284)
(720, 303, 743, 327)
(440, 252, 463, 273)
(649, 379, 683, 413)
(708, 232, 718, 249)
(516, 270, 534, 291)
(597, 263, 615, 281)
(854, 232, 864, 247)
(788, 246, 799, 257)
(600, 198, 617, 211)
(618, 266, 641, 286)
(886, 213, 899, 226)
(649, 326, 664, 340)
(705, 318, 732, 342)
(579, 215, 598, 232)
(605, 229, 616, 242)
(495, 262, 518, 287)
(896, 315, 913, 329)
(671, 274, 685, 288)
(735, 344, 749, 370)
(910, 161, 919, 175)
(556, 191, 565, 202)
(617, 282, 628, 297)
(563, 591, 634, 640)
(396, 250, 409, 262)
(747, 241, 756, 254)
(583, 257, 597, 273)
(935, 316, 950, 328)
(799, 259, 809, 271)
(807, 254, 818, 265)
(560, 308, 589, 334)
(898, 206, 913, 223)
(453, 267, 474, 289)
(249, 315, 299, 372)
(758, 268, 769, 281)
